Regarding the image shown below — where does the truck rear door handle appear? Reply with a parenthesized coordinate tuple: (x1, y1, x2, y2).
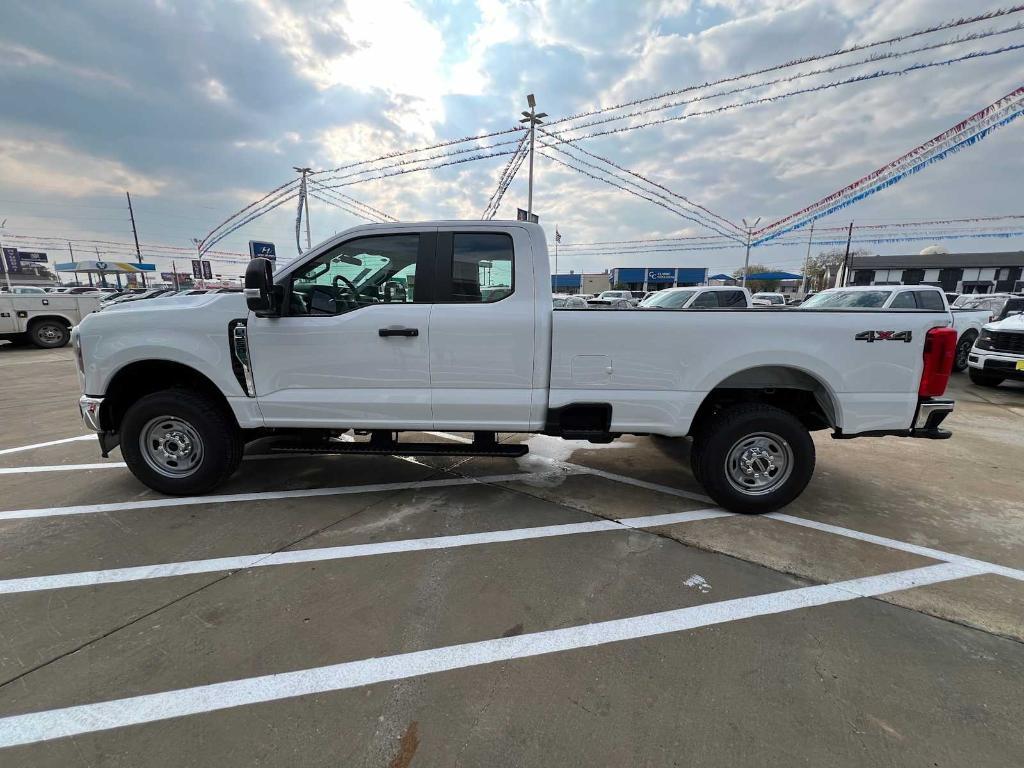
(378, 326, 419, 338)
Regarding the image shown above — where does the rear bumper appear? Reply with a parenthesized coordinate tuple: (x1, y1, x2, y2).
(832, 397, 954, 440)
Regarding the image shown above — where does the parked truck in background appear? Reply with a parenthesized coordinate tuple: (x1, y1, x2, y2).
(73, 221, 959, 514)
(0, 293, 101, 348)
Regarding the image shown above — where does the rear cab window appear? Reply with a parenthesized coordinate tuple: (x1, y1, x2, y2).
(436, 231, 515, 303)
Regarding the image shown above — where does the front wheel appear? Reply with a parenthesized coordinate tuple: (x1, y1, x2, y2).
(953, 332, 976, 372)
(121, 389, 243, 495)
(692, 404, 815, 514)
(968, 369, 1004, 388)
(29, 320, 70, 349)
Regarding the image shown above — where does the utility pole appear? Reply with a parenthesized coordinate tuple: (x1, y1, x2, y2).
(191, 238, 204, 289)
(799, 220, 815, 295)
(0, 218, 12, 292)
(125, 191, 147, 287)
(293, 167, 312, 252)
(740, 217, 761, 288)
(554, 224, 559, 289)
(171, 259, 179, 291)
(519, 95, 547, 219)
(840, 221, 854, 287)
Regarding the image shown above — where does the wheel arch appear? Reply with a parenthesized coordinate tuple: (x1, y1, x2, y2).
(690, 364, 840, 436)
(26, 313, 75, 329)
(99, 359, 237, 433)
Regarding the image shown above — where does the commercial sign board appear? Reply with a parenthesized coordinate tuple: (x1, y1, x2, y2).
(2, 247, 19, 272)
(647, 269, 675, 282)
(516, 208, 539, 223)
(249, 240, 277, 262)
(18, 251, 48, 263)
(191, 260, 202, 278)
(201, 260, 213, 280)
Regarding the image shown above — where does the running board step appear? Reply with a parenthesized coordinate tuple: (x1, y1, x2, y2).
(269, 441, 528, 458)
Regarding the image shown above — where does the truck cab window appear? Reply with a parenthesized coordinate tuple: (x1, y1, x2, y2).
(288, 234, 420, 316)
(450, 233, 514, 303)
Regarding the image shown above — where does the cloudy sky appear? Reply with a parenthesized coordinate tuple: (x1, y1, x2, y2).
(1, 0, 1022, 280)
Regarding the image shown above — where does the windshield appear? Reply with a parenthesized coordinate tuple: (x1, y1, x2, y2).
(752, 293, 784, 304)
(801, 290, 892, 309)
(641, 290, 696, 308)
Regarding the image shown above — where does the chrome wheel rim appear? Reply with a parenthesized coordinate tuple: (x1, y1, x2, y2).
(37, 325, 61, 342)
(139, 416, 204, 478)
(724, 431, 793, 496)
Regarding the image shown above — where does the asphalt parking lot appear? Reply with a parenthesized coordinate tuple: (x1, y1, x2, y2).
(0, 343, 1022, 767)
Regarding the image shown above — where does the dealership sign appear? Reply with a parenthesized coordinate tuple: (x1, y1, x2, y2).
(647, 269, 675, 282)
(249, 240, 276, 262)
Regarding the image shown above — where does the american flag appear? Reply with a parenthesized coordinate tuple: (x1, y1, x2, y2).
(555, 227, 561, 243)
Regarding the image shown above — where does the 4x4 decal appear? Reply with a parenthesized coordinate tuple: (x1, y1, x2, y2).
(855, 330, 913, 343)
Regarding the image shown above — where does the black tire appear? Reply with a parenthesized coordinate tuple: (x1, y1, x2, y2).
(692, 403, 815, 514)
(120, 389, 243, 495)
(968, 368, 1004, 388)
(953, 332, 976, 372)
(29, 320, 70, 349)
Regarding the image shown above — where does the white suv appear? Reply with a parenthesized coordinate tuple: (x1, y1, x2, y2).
(968, 313, 1024, 388)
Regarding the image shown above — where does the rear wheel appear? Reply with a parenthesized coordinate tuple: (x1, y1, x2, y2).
(953, 332, 976, 372)
(29, 320, 70, 349)
(692, 403, 815, 514)
(121, 389, 243, 495)
(968, 369, 1004, 388)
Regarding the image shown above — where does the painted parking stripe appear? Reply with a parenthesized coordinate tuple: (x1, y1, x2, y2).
(768, 513, 1024, 583)
(0, 451, 369, 476)
(0, 472, 550, 522)
(0, 562, 979, 748)
(0, 435, 94, 456)
(0, 508, 730, 595)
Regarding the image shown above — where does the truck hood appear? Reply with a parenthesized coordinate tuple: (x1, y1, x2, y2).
(99, 293, 245, 313)
(984, 313, 1024, 333)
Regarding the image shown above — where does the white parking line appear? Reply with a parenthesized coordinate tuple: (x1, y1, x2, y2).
(0, 562, 980, 748)
(0, 463, 124, 475)
(0, 451, 364, 476)
(0, 472, 550, 522)
(768, 513, 1024, 583)
(0, 435, 95, 456)
(0, 508, 730, 595)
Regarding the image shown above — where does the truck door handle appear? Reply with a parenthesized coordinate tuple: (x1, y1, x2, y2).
(378, 326, 419, 337)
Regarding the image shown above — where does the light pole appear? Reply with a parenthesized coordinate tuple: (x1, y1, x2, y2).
(0, 218, 12, 292)
(740, 217, 761, 288)
(519, 95, 547, 219)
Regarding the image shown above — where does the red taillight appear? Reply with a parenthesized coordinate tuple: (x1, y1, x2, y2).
(919, 326, 957, 397)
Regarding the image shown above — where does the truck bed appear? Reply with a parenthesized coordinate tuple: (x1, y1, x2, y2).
(550, 307, 953, 436)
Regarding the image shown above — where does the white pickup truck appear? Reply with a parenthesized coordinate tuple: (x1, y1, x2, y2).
(73, 221, 960, 513)
(1, 293, 101, 348)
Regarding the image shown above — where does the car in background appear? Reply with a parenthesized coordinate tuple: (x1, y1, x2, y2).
(968, 313, 1024, 388)
(799, 285, 950, 310)
(750, 292, 786, 306)
(639, 286, 751, 309)
(2, 285, 48, 294)
(63, 286, 104, 295)
(588, 290, 638, 307)
(552, 293, 572, 307)
(554, 295, 589, 309)
(956, 294, 1024, 323)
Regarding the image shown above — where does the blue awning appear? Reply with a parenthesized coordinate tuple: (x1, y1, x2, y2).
(747, 271, 802, 280)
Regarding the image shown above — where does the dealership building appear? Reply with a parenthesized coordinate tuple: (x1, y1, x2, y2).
(849, 250, 1024, 294)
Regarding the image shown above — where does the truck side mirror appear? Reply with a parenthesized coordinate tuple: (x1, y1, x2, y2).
(244, 258, 278, 316)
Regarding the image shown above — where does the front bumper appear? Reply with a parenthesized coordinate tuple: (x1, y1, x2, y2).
(79, 395, 104, 432)
(968, 349, 1024, 381)
(79, 395, 120, 457)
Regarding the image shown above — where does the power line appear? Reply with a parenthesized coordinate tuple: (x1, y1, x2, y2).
(546, 5, 1024, 129)
(307, 179, 397, 221)
(538, 125, 742, 234)
(537, 143, 745, 241)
